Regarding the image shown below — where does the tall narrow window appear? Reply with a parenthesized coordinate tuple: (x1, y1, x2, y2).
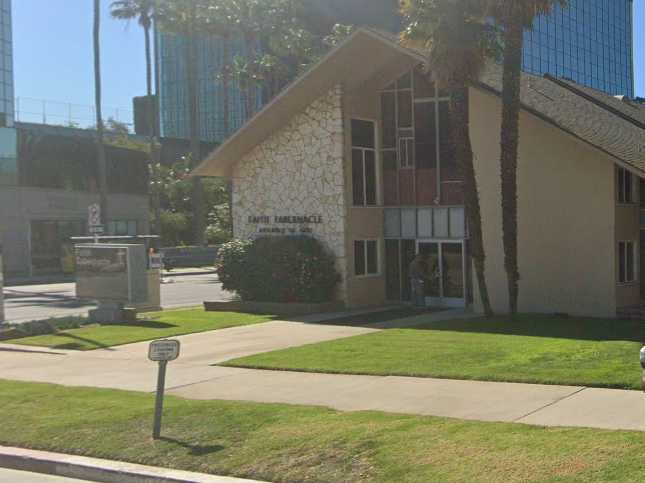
(618, 240, 636, 283)
(351, 119, 377, 206)
(617, 167, 634, 204)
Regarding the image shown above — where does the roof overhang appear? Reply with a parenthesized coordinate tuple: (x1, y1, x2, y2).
(192, 28, 425, 178)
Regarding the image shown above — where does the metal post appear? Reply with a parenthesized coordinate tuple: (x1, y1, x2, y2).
(152, 360, 168, 439)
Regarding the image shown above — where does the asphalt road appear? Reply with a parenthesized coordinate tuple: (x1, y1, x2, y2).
(2, 273, 232, 324)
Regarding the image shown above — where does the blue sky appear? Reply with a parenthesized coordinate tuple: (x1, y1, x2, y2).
(11, 0, 645, 126)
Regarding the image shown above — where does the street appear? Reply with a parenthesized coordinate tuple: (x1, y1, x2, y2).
(2, 273, 232, 324)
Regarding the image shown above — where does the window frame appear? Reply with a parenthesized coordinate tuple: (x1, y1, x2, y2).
(618, 240, 637, 284)
(617, 167, 635, 204)
(351, 118, 379, 207)
(354, 239, 380, 278)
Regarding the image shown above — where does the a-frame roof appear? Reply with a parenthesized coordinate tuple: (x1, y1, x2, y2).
(194, 27, 645, 178)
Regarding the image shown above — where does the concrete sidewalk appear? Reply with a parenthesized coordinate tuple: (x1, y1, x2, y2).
(1, 318, 644, 432)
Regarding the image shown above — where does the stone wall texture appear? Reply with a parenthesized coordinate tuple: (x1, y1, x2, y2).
(232, 86, 348, 300)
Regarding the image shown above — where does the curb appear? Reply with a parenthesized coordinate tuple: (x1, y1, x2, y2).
(0, 446, 263, 483)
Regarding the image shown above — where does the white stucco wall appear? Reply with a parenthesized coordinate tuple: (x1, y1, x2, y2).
(470, 87, 616, 317)
(231, 85, 348, 300)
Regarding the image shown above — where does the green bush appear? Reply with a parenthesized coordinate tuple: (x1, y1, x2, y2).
(217, 237, 341, 303)
(5, 316, 91, 339)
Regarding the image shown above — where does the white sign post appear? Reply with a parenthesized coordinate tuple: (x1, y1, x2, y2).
(88, 203, 104, 243)
(148, 339, 181, 439)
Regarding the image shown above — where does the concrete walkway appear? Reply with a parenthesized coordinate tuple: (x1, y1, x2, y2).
(1, 317, 644, 432)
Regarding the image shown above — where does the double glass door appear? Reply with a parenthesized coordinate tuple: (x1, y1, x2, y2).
(417, 240, 465, 308)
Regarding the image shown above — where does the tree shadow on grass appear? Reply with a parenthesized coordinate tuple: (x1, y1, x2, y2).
(108, 320, 176, 329)
(411, 315, 645, 343)
(157, 436, 224, 456)
(50, 332, 114, 350)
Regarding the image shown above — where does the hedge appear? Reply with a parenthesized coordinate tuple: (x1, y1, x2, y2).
(216, 237, 340, 303)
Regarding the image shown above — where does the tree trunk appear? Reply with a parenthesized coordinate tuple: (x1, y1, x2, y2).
(186, 33, 205, 246)
(93, 0, 108, 228)
(222, 35, 234, 239)
(499, 22, 523, 317)
(244, 32, 257, 117)
(144, 23, 161, 237)
(450, 85, 493, 317)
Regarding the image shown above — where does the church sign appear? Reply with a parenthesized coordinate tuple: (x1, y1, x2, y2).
(248, 214, 323, 235)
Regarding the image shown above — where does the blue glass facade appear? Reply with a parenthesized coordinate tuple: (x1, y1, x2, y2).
(523, 0, 634, 97)
(156, 32, 262, 144)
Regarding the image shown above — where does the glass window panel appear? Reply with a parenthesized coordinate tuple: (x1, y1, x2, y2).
(381, 92, 396, 148)
(352, 149, 364, 206)
(385, 239, 401, 300)
(351, 119, 375, 148)
(364, 150, 377, 206)
(366, 240, 378, 274)
(619, 242, 626, 283)
(384, 208, 401, 238)
(127, 220, 137, 236)
(397, 90, 412, 128)
(449, 208, 465, 238)
(354, 240, 366, 276)
(401, 208, 417, 238)
(434, 208, 449, 238)
(438, 101, 456, 175)
(397, 72, 411, 89)
(414, 102, 437, 169)
(442, 243, 464, 298)
(417, 208, 433, 238)
(626, 242, 635, 282)
(413, 69, 435, 98)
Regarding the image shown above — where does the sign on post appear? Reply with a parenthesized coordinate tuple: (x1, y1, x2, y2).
(148, 339, 181, 439)
(88, 203, 104, 239)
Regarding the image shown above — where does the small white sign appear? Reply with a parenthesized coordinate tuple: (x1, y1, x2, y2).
(148, 339, 180, 362)
(149, 254, 163, 270)
(88, 203, 101, 227)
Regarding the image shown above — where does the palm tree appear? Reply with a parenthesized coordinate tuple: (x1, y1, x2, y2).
(155, 0, 207, 245)
(110, 0, 160, 235)
(401, 0, 497, 317)
(93, 0, 109, 228)
(487, 0, 567, 316)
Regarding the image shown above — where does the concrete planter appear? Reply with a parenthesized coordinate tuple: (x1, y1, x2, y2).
(203, 300, 344, 316)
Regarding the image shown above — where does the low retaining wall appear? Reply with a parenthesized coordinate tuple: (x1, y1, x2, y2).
(204, 300, 345, 316)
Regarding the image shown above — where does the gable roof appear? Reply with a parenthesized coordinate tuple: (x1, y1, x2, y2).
(192, 28, 424, 177)
(194, 27, 645, 178)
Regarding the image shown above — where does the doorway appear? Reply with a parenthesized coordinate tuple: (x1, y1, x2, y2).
(417, 240, 465, 308)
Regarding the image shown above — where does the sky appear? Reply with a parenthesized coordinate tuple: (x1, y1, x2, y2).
(10, 0, 645, 127)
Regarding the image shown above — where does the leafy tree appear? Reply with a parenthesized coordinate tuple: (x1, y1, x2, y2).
(401, 0, 498, 316)
(487, 0, 567, 315)
(110, 0, 162, 234)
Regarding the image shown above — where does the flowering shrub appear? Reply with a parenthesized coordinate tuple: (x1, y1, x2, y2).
(216, 236, 341, 303)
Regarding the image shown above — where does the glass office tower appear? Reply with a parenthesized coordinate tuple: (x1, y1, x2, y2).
(156, 32, 261, 144)
(523, 0, 634, 97)
(0, 0, 15, 185)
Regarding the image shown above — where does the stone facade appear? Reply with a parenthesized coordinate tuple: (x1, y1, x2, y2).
(231, 85, 348, 300)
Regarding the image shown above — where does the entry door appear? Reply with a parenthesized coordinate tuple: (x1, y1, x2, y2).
(417, 241, 465, 308)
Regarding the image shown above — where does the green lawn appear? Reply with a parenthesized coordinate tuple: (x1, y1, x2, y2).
(5, 309, 275, 350)
(226, 314, 645, 390)
(0, 380, 644, 482)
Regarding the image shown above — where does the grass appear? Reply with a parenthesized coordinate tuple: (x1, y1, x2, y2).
(1, 379, 644, 482)
(4, 309, 275, 350)
(225, 314, 645, 390)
